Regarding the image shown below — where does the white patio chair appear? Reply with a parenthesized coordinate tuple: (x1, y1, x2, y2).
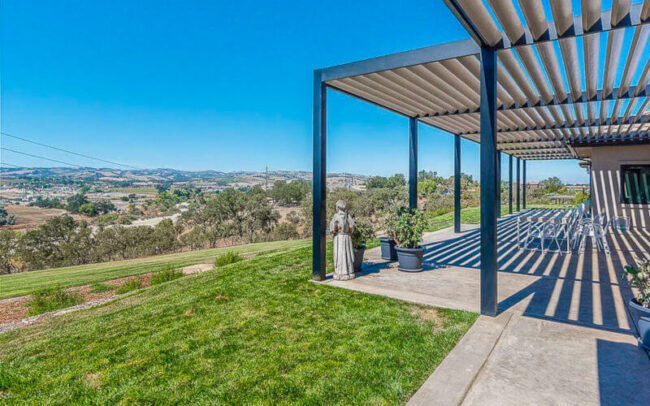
(574, 212, 595, 254)
(521, 218, 545, 251)
(540, 220, 563, 254)
(593, 213, 611, 255)
(611, 216, 630, 231)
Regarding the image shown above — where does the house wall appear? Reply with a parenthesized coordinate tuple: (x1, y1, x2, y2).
(590, 145, 650, 229)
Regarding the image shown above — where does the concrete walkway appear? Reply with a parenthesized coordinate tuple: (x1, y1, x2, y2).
(320, 216, 650, 405)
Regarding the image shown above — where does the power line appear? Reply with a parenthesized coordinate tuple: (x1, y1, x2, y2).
(1, 131, 140, 169)
(1, 147, 81, 168)
(0, 162, 22, 168)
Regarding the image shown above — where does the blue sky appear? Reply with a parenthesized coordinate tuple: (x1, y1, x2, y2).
(1, 0, 594, 183)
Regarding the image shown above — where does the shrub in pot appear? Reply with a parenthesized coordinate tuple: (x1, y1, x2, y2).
(623, 260, 650, 351)
(351, 219, 375, 273)
(386, 207, 426, 272)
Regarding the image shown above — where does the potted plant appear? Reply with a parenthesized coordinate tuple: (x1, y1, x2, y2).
(351, 219, 375, 273)
(623, 260, 650, 351)
(386, 207, 426, 272)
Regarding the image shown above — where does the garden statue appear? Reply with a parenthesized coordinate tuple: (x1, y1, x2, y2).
(329, 200, 355, 280)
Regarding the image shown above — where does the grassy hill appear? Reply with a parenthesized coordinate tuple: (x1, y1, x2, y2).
(0, 245, 476, 404)
(0, 239, 309, 300)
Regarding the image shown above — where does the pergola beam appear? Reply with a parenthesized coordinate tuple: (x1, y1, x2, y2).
(459, 113, 650, 136)
(320, 39, 479, 82)
(423, 84, 650, 119)
(443, 2, 650, 51)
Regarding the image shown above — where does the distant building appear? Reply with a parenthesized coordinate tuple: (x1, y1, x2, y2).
(525, 181, 541, 190)
(566, 184, 589, 193)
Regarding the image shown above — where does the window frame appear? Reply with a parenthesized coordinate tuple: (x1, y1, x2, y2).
(620, 164, 650, 205)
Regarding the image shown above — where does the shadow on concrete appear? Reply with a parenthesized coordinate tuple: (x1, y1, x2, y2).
(596, 339, 650, 405)
(421, 210, 650, 333)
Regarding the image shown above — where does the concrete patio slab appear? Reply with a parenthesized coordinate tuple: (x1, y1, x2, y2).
(318, 214, 650, 405)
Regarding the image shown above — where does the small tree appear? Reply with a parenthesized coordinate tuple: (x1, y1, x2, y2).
(0, 206, 15, 226)
(574, 190, 589, 205)
(66, 193, 89, 213)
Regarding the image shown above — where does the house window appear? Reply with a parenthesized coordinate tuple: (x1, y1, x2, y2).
(620, 165, 650, 204)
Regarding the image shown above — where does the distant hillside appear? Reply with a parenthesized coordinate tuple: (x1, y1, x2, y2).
(0, 167, 367, 189)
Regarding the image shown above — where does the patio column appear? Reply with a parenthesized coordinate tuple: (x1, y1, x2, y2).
(409, 117, 418, 210)
(312, 70, 327, 281)
(508, 155, 513, 214)
(496, 152, 501, 218)
(479, 47, 498, 317)
(522, 160, 527, 209)
(516, 158, 521, 211)
(454, 134, 461, 233)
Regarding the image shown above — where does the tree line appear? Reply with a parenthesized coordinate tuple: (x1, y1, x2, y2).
(0, 186, 301, 274)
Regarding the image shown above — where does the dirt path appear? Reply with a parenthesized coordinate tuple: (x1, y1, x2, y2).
(0, 262, 215, 334)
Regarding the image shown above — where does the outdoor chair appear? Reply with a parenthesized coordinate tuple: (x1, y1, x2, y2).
(593, 213, 611, 255)
(574, 212, 594, 253)
(519, 217, 544, 251)
(540, 220, 563, 253)
(611, 216, 630, 231)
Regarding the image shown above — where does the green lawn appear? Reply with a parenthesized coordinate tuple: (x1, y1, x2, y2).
(0, 246, 477, 405)
(0, 239, 309, 300)
(426, 204, 566, 232)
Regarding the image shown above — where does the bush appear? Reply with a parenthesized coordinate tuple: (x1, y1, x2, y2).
(215, 251, 243, 267)
(385, 207, 426, 249)
(351, 218, 375, 249)
(574, 190, 589, 205)
(0, 206, 15, 226)
(89, 283, 113, 293)
(423, 195, 454, 216)
(115, 278, 142, 294)
(118, 215, 135, 225)
(272, 223, 299, 240)
(151, 266, 184, 285)
(27, 287, 83, 316)
(623, 260, 650, 308)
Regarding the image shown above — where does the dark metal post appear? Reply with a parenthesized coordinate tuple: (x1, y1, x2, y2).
(522, 160, 527, 209)
(589, 164, 593, 216)
(312, 71, 327, 281)
(516, 158, 521, 211)
(496, 152, 501, 218)
(409, 117, 418, 209)
(508, 155, 513, 214)
(479, 47, 498, 317)
(454, 134, 461, 233)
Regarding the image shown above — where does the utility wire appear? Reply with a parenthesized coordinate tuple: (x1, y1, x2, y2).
(0, 162, 22, 168)
(1, 131, 140, 169)
(1, 147, 81, 168)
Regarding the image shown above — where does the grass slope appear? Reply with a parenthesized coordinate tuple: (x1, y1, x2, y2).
(0, 246, 477, 405)
(0, 239, 308, 300)
(426, 204, 565, 232)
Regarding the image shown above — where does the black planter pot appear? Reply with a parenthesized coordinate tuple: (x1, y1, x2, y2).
(379, 237, 397, 261)
(627, 299, 650, 351)
(353, 245, 366, 273)
(396, 247, 424, 272)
